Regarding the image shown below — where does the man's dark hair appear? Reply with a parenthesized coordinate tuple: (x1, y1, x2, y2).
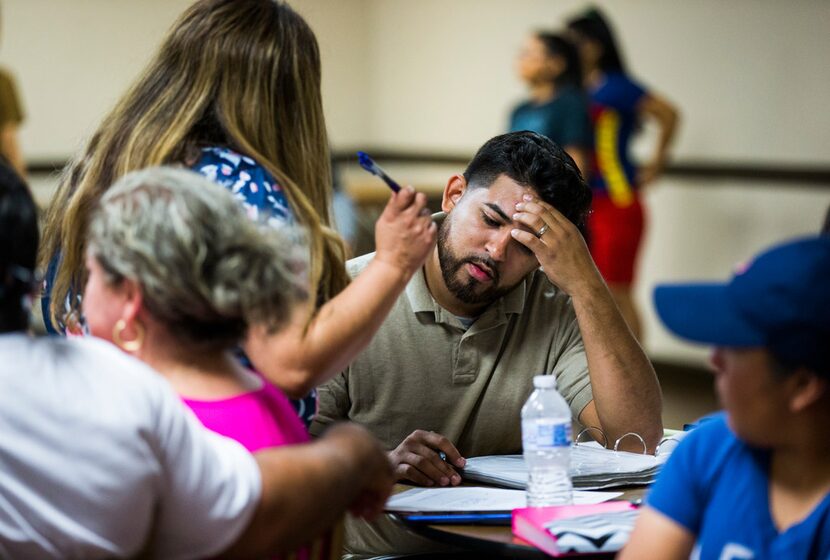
(462, 131, 592, 227)
(0, 161, 39, 333)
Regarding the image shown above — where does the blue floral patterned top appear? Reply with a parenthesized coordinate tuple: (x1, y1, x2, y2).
(192, 146, 293, 224)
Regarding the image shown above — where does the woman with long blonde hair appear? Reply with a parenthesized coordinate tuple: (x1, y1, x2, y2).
(39, 0, 436, 423)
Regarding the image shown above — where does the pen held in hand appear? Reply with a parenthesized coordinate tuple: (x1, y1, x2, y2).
(357, 151, 402, 193)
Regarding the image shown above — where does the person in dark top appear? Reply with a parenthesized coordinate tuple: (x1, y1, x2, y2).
(510, 32, 592, 177)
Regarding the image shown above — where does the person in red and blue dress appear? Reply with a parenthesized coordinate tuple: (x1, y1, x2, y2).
(567, 8, 679, 340)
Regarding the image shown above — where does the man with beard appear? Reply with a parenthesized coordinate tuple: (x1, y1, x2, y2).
(313, 129, 662, 459)
(313, 131, 661, 480)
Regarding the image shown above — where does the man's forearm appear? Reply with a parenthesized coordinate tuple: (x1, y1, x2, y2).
(571, 279, 663, 451)
(224, 425, 386, 557)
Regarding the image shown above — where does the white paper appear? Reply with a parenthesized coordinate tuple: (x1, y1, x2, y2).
(385, 487, 622, 512)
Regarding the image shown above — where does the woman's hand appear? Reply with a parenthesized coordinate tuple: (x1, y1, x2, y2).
(373, 186, 437, 278)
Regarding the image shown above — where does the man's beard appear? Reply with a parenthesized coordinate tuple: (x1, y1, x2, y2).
(436, 217, 512, 308)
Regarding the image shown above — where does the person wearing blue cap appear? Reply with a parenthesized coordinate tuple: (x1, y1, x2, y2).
(620, 236, 830, 559)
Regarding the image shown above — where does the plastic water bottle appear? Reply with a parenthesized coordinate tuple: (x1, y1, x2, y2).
(521, 375, 573, 507)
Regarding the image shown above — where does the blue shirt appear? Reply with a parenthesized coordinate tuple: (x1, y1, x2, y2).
(509, 85, 592, 149)
(648, 413, 830, 559)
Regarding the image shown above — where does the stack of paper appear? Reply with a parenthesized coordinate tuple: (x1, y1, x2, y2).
(462, 440, 679, 490)
(385, 487, 622, 513)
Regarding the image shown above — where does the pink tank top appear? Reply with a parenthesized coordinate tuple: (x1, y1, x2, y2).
(182, 375, 310, 451)
(183, 376, 342, 560)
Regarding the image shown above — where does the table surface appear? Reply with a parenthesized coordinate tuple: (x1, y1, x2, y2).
(391, 485, 647, 559)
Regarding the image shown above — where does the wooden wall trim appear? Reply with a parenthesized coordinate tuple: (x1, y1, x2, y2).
(27, 152, 830, 187)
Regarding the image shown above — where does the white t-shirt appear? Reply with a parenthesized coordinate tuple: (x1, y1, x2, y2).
(0, 334, 261, 559)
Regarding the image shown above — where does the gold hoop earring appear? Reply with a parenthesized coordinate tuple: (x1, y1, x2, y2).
(112, 319, 144, 352)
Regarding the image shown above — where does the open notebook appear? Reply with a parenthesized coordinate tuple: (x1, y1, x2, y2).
(462, 438, 682, 490)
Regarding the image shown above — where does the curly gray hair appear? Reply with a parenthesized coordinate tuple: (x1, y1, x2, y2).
(87, 166, 307, 348)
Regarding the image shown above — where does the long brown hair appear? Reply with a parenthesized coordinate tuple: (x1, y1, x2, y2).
(39, 0, 348, 329)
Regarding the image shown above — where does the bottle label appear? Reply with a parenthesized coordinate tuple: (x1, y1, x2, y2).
(522, 419, 572, 450)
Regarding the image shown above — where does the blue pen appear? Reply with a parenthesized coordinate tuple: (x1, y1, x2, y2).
(357, 151, 402, 193)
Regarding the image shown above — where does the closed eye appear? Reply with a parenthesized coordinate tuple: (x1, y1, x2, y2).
(482, 212, 501, 227)
(482, 210, 534, 256)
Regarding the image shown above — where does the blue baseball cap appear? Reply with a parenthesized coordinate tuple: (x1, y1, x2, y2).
(654, 236, 830, 374)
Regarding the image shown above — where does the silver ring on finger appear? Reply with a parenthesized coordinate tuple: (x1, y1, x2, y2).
(535, 224, 549, 238)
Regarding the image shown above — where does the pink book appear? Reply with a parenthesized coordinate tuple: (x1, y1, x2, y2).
(512, 502, 638, 557)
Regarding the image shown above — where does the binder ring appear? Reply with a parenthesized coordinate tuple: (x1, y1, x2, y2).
(655, 436, 680, 456)
(613, 432, 647, 454)
(575, 426, 608, 448)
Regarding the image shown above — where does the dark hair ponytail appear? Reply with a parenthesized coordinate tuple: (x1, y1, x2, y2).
(567, 7, 628, 74)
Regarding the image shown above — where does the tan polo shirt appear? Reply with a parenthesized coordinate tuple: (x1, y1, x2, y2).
(311, 238, 593, 457)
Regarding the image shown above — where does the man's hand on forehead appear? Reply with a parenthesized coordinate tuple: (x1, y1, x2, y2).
(509, 194, 601, 297)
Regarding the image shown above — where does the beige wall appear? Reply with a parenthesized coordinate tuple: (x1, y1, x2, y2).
(365, 0, 830, 163)
(2, 0, 192, 160)
(6, 0, 830, 163)
(2, 0, 373, 159)
(292, 0, 373, 146)
(5, 1, 829, 364)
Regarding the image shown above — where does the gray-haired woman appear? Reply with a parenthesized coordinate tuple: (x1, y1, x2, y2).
(83, 166, 314, 450)
(83, 166, 348, 556)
